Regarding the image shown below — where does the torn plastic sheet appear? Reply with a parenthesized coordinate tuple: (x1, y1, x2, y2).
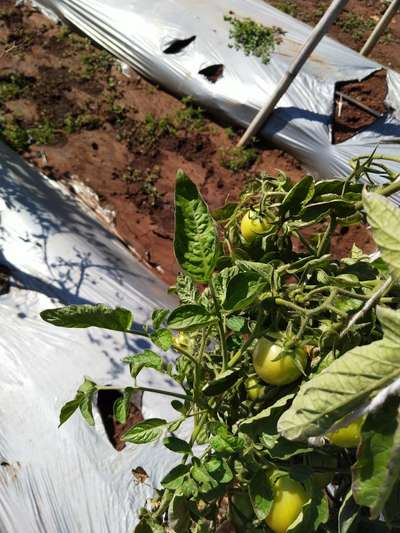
(0, 141, 186, 532)
(29, 0, 400, 183)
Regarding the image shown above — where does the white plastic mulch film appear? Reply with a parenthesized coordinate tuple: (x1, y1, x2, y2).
(0, 140, 185, 532)
(30, 0, 400, 182)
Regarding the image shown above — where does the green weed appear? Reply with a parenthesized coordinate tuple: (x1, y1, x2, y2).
(225, 14, 285, 64)
(275, 0, 298, 17)
(64, 113, 101, 134)
(0, 74, 31, 103)
(122, 165, 164, 207)
(219, 145, 258, 172)
(337, 13, 375, 41)
(175, 96, 205, 131)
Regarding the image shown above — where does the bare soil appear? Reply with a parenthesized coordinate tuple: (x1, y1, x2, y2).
(0, 0, 383, 285)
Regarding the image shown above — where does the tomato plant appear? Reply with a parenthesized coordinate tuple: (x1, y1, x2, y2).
(41, 159, 400, 532)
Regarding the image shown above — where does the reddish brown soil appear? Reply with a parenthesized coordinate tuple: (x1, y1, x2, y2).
(333, 69, 387, 143)
(0, 1, 381, 285)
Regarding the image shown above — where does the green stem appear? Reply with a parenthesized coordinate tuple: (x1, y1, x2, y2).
(293, 229, 316, 255)
(340, 276, 394, 338)
(97, 385, 192, 401)
(228, 307, 264, 368)
(317, 216, 336, 257)
(172, 344, 199, 366)
(209, 277, 228, 370)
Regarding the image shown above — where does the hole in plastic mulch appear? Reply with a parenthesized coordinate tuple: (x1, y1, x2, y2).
(163, 35, 196, 54)
(97, 389, 143, 451)
(332, 69, 387, 144)
(199, 64, 224, 83)
(0, 265, 11, 295)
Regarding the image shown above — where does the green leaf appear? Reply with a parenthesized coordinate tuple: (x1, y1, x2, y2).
(236, 260, 273, 282)
(301, 199, 354, 222)
(152, 309, 169, 330)
(211, 202, 238, 221)
(287, 482, 328, 533)
(172, 272, 200, 304)
(40, 304, 133, 331)
(241, 394, 294, 436)
(168, 495, 190, 533)
(223, 272, 267, 311)
(339, 491, 360, 533)
(167, 304, 217, 330)
(202, 369, 240, 396)
(260, 433, 312, 460)
(59, 377, 97, 427)
(162, 464, 190, 490)
(122, 418, 166, 444)
(278, 306, 400, 441)
(249, 470, 273, 520)
(114, 387, 134, 424)
(59, 396, 82, 427)
(122, 350, 164, 378)
(280, 175, 315, 215)
(150, 328, 173, 351)
(163, 436, 192, 454)
(174, 170, 219, 283)
(79, 393, 96, 426)
(226, 316, 246, 332)
(210, 426, 245, 454)
(363, 191, 400, 279)
(352, 398, 400, 518)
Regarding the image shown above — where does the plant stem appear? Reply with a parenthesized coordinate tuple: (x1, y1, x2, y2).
(317, 215, 335, 257)
(97, 385, 192, 401)
(228, 308, 264, 368)
(190, 412, 208, 446)
(340, 276, 393, 337)
(172, 344, 199, 366)
(209, 277, 228, 370)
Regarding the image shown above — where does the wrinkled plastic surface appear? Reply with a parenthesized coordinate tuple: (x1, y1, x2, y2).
(30, 0, 400, 182)
(0, 141, 183, 532)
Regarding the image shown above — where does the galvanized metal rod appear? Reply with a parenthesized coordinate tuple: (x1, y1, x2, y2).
(238, 0, 350, 147)
(335, 90, 381, 118)
(360, 0, 400, 57)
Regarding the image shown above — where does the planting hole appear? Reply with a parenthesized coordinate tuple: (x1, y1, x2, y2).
(97, 389, 143, 451)
(163, 35, 196, 54)
(199, 64, 224, 83)
(332, 69, 387, 144)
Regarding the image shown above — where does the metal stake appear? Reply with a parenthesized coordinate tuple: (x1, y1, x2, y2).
(238, 0, 349, 147)
(361, 0, 400, 57)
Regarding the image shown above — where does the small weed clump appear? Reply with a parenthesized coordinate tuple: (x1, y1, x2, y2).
(122, 165, 164, 208)
(81, 50, 114, 78)
(64, 113, 101, 134)
(275, 0, 298, 17)
(219, 145, 258, 172)
(175, 96, 205, 131)
(0, 74, 31, 103)
(225, 14, 285, 64)
(0, 116, 55, 151)
(337, 13, 376, 41)
(145, 112, 176, 138)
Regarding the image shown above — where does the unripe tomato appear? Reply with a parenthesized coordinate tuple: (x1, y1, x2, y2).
(266, 476, 307, 533)
(172, 331, 193, 352)
(245, 377, 266, 401)
(240, 211, 270, 243)
(253, 338, 307, 386)
(327, 418, 363, 448)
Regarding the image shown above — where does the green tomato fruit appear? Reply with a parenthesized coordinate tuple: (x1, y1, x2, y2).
(253, 338, 307, 386)
(245, 377, 266, 401)
(240, 211, 270, 243)
(266, 476, 307, 533)
(172, 331, 193, 352)
(327, 418, 364, 448)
